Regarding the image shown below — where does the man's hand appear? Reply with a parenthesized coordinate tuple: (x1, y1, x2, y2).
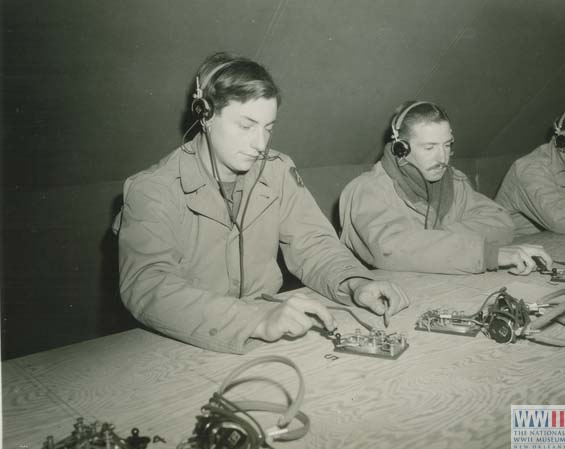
(341, 278, 410, 317)
(498, 244, 553, 275)
(251, 293, 337, 342)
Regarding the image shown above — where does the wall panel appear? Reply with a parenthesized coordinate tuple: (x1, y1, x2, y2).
(2, 0, 564, 358)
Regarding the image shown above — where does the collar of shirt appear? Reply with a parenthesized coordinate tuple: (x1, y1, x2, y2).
(177, 133, 277, 229)
(179, 133, 270, 194)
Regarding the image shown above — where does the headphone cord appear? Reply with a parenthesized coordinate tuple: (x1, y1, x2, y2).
(432, 171, 445, 229)
(204, 130, 270, 299)
(180, 120, 202, 155)
(217, 355, 306, 428)
(178, 355, 309, 449)
(237, 154, 269, 298)
(459, 287, 506, 321)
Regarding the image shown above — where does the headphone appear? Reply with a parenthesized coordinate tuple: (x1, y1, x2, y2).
(191, 60, 236, 123)
(483, 290, 530, 344)
(391, 101, 438, 159)
(553, 111, 565, 149)
(182, 356, 310, 449)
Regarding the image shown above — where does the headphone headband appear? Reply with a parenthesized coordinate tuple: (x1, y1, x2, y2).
(392, 101, 434, 140)
(196, 60, 236, 99)
(390, 101, 438, 159)
(192, 59, 237, 121)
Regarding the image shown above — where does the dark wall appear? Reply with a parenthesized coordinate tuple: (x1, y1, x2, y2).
(2, 0, 565, 359)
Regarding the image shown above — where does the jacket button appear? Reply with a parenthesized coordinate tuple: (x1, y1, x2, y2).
(209, 328, 218, 336)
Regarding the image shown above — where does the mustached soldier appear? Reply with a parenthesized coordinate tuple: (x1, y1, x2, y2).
(340, 101, 552, 276)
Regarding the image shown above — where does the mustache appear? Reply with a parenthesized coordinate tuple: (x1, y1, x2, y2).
(429, 150, 455, 169)
(429, 162, 449, 170)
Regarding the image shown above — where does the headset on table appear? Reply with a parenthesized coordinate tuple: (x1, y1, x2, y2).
(179, 355, 310, 449)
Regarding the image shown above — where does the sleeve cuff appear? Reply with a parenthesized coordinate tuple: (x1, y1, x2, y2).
(329, 267, 377, 306)
(147, 299, 279, 355)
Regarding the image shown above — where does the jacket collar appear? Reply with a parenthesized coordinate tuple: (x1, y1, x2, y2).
(178, 134, 210, 194)
(178, 133, 277, 229)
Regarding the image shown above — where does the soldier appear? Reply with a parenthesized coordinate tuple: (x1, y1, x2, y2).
(496, 112, 565, 235)
(115, 52, 409, 354)
(340, 101, 552, 275)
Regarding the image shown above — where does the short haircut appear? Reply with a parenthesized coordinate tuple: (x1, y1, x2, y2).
(196, 52, 281, 113)
(394, 101, 450, 140)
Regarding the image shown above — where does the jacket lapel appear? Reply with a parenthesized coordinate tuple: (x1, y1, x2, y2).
(179, 146, 232, 228)
(178, 136, 279, 230)
(237, 175, 278, 231)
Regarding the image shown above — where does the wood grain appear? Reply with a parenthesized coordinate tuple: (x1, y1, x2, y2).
(3, 233, 565, 449)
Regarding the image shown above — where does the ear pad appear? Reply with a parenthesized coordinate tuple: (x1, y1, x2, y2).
(392, 139, 411, 158)
(390, 101, 434, 159)
(192, 97, 214, 121)
(192, 411, 252, 449)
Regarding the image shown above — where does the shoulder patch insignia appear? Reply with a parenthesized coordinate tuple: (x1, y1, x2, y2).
(289, 166, 304, 187)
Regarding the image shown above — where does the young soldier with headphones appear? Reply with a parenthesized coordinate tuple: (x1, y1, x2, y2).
(496, 112, 565, 235)
(114, 52, 409, 354)
(339, 101, 553, 275)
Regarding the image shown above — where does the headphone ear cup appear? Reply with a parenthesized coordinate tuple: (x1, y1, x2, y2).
(487, 313, 516, 344)
(192, 408, 252, 449)
(208, 420, 249, 448)
(392, 139, 411, 158)
(192, 97, 214, 121)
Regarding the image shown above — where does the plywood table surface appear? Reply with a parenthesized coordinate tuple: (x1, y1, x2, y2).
(3, 234, 565, 449)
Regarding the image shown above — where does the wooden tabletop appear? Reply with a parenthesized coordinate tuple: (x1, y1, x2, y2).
(3, 233, 565, 449)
